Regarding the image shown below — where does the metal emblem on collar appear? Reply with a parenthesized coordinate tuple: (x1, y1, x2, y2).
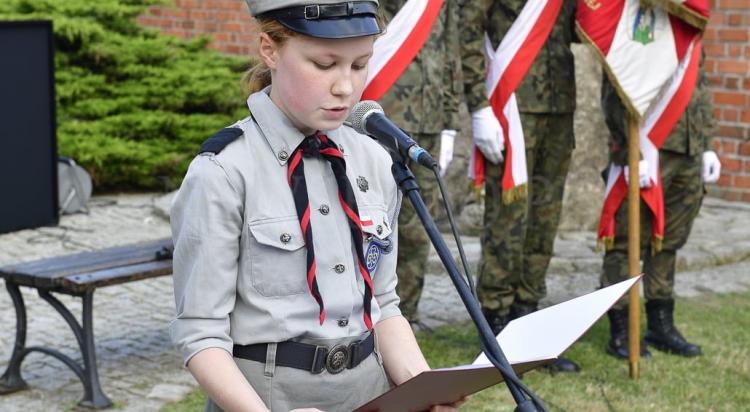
(325, 344, 349, 374)
(278, 150, 289, 161)
(357, 176, 369, 192)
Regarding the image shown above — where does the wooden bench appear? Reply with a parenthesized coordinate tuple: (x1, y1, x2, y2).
(0, 237, 173, 409)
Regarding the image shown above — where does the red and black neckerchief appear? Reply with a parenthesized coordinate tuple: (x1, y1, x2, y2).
(287, 133, 375, 330)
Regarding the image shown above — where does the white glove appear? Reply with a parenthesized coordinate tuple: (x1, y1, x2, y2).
(438, 129, 457, 177)
(624, 159, 652, 188)
(471, 106, 504, 164)
(702, 150, 721, 183)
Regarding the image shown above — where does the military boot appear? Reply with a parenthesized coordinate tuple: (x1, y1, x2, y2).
(482, 309, 510, 335)
(510, 301, 580, 373)
(645, 299, 702, 357)
(606, 307, 651, 359)
(509, 301, 537, 319)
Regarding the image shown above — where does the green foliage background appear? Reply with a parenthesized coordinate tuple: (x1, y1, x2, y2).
(0, 0, 252, 190)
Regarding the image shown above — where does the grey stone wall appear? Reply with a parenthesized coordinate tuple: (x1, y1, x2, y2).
(559, 44, 609, 231)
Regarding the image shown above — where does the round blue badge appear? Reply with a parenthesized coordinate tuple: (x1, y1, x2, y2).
(365, 242, 382, 273)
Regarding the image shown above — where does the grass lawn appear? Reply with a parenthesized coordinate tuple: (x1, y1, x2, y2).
(161, 291, 750, 411)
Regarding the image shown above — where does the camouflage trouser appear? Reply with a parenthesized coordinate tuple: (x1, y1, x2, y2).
(396, 133, 440, 322)
(602, 151, 704, 309)
(477, 113, 575, 315)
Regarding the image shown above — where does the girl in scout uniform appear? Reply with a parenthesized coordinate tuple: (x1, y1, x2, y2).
(169, 1, 464, 411)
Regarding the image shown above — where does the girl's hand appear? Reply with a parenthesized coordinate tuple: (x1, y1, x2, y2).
(430, 395, 469, 411)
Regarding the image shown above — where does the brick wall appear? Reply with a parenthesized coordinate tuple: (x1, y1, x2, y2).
(704, 0, 750, 202)
(136, 0, 259, 56)
(138, 0, 750, 202)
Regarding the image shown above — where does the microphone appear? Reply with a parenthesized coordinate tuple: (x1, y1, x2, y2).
(346, 100, 437, 169)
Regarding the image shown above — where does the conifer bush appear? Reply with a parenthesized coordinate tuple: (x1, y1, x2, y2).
(0, 0, 252, 190)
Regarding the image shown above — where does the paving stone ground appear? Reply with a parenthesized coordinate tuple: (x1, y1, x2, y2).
(0, 194, 747, 411)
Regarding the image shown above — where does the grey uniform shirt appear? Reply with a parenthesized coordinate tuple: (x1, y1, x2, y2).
(170, 90, 402, 365)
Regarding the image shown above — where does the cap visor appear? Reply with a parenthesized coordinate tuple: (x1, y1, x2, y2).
(278, 16, 380, 39)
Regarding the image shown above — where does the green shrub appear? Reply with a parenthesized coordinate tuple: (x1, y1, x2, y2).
(0, 0, 253, 190)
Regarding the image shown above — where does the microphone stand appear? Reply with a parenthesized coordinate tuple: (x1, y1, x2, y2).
(390, 158, 539, 412)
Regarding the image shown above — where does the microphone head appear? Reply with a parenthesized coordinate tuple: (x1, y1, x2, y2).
(346, 100, 384, 135)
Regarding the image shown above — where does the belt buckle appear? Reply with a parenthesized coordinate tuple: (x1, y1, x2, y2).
(304, 5, 320, 19)
(325, 344, 350, 374)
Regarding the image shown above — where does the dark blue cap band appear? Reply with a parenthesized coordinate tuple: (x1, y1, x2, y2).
(261, 2, 380, 39)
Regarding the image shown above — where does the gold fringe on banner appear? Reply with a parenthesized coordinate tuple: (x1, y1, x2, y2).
(651, 235, 663, 255)
(473, 182, 483, 204)
(643, 0, 708, 31)
(471, 182, 528, 204)
(597, 236, 616, 252)
(502, 183, 528, 205)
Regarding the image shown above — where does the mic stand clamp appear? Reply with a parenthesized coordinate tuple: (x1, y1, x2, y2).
(389, 156, 538, 412)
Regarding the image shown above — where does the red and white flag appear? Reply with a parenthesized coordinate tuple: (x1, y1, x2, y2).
(576, 0, 703, 119)
(578, 0, 706, 249)
(469, 0, 564, 203)
(362, 0, 444, 101)
(597, 39, 702, 249)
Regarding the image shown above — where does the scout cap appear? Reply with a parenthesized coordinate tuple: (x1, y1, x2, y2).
(246, 1, 380, 39)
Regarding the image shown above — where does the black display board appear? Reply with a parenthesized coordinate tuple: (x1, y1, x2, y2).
(0, 20, 58, 234)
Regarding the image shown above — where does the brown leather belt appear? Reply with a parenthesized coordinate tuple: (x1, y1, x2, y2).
(233, 332, 375, 375)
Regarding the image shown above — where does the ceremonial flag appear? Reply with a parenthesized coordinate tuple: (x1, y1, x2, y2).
(470, 0, 564, 204)
(579, 0, 706, 249)
(362, 0, 444, 101)
(598, 39, 701, 250)
(576, 0, 703, 118)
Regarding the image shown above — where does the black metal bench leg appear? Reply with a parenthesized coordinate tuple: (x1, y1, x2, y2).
(0, 281, 29, 394)
(79, 290, 112, 409)
(38, 289, 113, 409)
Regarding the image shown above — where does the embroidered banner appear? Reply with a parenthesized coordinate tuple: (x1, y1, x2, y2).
(597, 39, 702, 250)
(576, 0, 702, 119)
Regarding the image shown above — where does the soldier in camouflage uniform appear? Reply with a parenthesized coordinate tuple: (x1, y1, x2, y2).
(601, 59, 720, 358)
(378, 0, 464, 327)
(460, 0, 579, 372)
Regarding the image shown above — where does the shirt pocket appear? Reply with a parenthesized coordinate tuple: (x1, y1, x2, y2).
(358, 205, 393, 277)
(247, 216, 308, 297)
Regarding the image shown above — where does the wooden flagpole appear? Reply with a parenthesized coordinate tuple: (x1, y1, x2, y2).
(627, 113, 641, 379)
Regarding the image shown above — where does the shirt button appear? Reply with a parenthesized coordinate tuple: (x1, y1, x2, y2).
(280, 233, 292, 244)
(319, 204, 330, 215)
(278, 150, 289, 161)
(337, 318, 349, 327)
(334, 264, 345, 274)
(376, 225, 383, 235)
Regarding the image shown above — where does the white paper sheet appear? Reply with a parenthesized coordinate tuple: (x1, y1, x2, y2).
(355, 277, 642, 412)
(473, 276, 641, 365)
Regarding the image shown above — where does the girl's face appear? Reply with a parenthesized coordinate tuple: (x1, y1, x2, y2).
(260, 32, 374, 135)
